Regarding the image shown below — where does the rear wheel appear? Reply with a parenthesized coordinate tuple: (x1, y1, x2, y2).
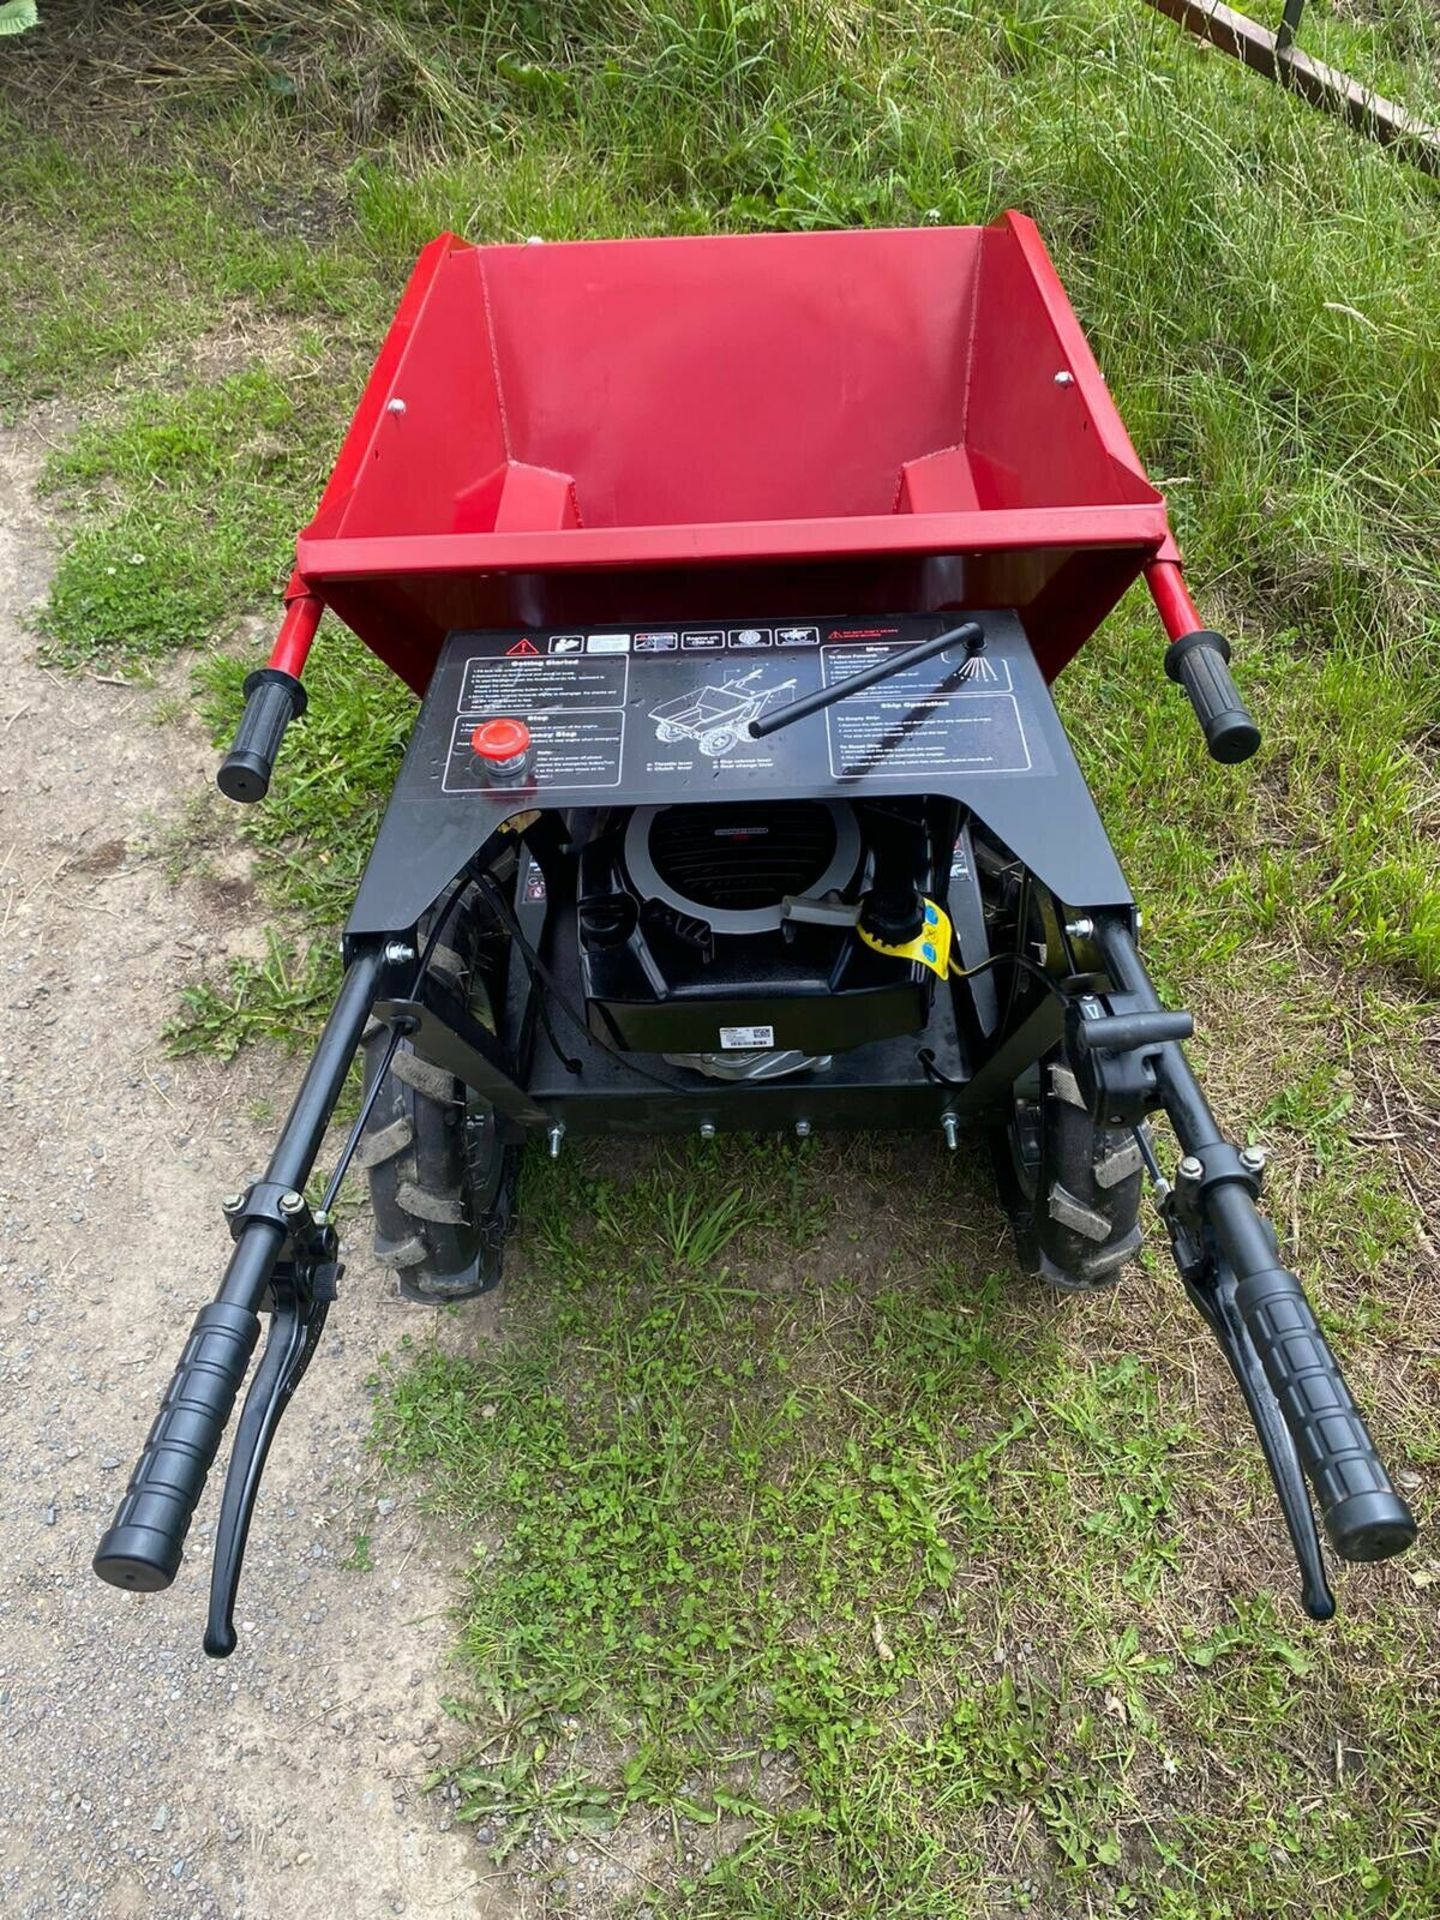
(994, 1049, 1145, 1291)
(358, 883, 519, 1303)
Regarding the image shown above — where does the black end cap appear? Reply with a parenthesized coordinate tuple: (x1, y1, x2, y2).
(217, 748, 272, 803)
(93, 1525, 181, 1594)
(1205, 711, 1262, 765)
(1327, 1491, 1418, 1564)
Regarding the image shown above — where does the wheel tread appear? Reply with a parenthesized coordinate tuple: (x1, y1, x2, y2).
(395, 1179, 469, 1226)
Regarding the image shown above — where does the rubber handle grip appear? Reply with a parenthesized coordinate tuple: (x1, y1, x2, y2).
(217, 669, 307, 803)
(1236, 1267, 1416, 1562)
(1164, 630, 1260, 764)
(92, 1303, 260, 1592)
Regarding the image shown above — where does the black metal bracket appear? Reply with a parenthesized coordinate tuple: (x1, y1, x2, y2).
(1166, 1140, 1265, 1233)
(1066, 990, 1193, 1128)
(374, 974, 551, 1128)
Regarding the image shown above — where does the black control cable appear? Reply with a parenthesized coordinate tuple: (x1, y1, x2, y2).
(918, 949, 1078, 1089)
(318, 881, 470, 1211)
(474, 871, 702, 1096)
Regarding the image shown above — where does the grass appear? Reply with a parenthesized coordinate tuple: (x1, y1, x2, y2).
(4, 0, 1439, 1913)
(374, 1142, 1440, 1916)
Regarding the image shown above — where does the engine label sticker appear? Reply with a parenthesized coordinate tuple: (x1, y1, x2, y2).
(719, 1025, 775, 1050)
(461, 650, 629, 712)
(442, 712, 625, 792)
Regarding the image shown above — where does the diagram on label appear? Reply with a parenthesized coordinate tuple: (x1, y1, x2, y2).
(648, 670, 797, 758)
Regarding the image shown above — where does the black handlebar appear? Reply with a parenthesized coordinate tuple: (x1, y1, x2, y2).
(92, 1302, 260, 1592)
(1164, 630, 1260, 765)
(1235, 1266, 1416, 1562)
(217, 668, 307, 804)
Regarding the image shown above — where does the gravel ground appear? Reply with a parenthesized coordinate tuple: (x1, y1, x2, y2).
(0, 421, 512, 1920)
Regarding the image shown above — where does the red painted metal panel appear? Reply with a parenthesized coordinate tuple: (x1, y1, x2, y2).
(289, 219, 1182, 692)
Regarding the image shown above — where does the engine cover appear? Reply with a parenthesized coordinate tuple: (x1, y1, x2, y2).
(577, 799, 934, 1055)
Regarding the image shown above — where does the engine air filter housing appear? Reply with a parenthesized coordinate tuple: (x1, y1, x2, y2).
(623, 801, 861, 935)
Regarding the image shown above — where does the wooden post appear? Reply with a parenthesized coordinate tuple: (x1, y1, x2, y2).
(1143, 0, 1440, 178)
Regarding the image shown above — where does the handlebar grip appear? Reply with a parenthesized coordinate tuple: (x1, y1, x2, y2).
(1164, 630, 1260, 765)
(93, 1302, 260, 1592)
(1236, 1267, 1416, 1562)
(217, 669, 307, 804)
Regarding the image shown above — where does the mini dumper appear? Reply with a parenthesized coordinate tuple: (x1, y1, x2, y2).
(94, 217, 1416, 1653)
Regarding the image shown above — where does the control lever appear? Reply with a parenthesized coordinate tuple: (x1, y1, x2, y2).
(1149, 1144, 1336, 1621)
(204, 1191, 340, 1657)
(748, 621, 985, 740)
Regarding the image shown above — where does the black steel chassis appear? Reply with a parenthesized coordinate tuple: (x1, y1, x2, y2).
(93, 610, 1416, 1650)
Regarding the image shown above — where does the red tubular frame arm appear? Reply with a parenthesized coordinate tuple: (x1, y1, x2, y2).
(1143, 555, 1205, 644)
(269, 571, 324, 680)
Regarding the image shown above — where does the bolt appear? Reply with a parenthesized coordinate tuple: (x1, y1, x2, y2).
(279, 1190, 305, 1216)
(383, 941, 416, 966)
(312, 1210, 331, 1229)
(941, 1113, 960, 1151)
(699, 1122, 716, 1141)
(1065, 917, 1095, 940)
(547, 1123, 565, 1160)
(794, 1120, 812, 1140)
(1239, 1145, 1267, 1176)
(385, 397, 407, 416)
(221, 1192, 245, 1216)
(1177, 1155, 1204, 1182)
(1054, 370, 1075, 387)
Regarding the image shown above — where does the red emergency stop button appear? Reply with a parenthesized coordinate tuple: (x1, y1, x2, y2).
(470, 716, 533, 783)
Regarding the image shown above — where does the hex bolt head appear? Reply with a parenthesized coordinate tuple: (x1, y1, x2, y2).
(699, 1122, 716, 1141)
(279, 1190, 305, 1216)
(1065, 917, 1095, 940)
(385, 397, 407, 416)
(221, 1192, 245, 1216)
(1177, 1155, 1204, 1182)
(312, 1210, 331, 1229)
(383, 940, 416, 965)
(1239, 1146, 1268, 1176)
(795, 1120, 812, 1139)
(1054, 370, 1076, 387)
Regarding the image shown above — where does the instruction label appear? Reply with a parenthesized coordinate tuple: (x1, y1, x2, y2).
(432, 618, 1044, 796)
(822, 643, 1013, 699)
(443, 713, 624, 793)
(827, 692, 1030, 779)
(821, 642, 1028, 780)
(461, 652, 629, 713)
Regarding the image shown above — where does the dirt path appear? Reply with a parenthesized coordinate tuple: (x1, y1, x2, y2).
(0, 424, 511, 1920)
